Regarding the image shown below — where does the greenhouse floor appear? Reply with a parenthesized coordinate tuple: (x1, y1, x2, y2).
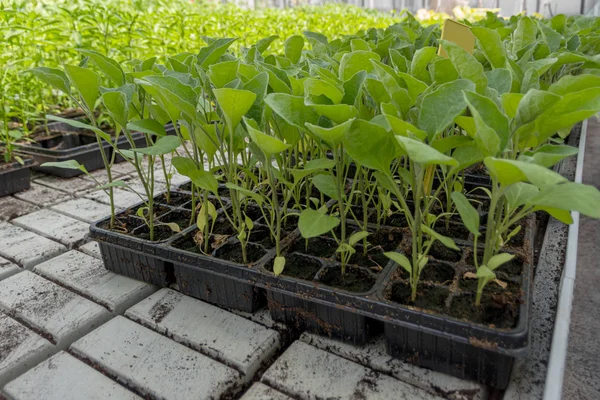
(0, 161, 488, 400)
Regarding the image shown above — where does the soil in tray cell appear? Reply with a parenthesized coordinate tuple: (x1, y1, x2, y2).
(421, 261, 456, 284)
(159, 209, 193, 231)
(99, 204, 171, 234)
(247, 225, 277, 249)
(267, 253, 323, 280)
(465, 249, 525, 278)
(345, 247, 389, 270)
(448, 290, 520, 329)
(213, 241, 266, 265)
(132, 223, 179, 241)
(428, 241, 462, 262)
(156, 192, 192, 208)
(432, 222, 470, 240)
(288, 236, 338, 258)
(387, 281, 450, 312)
(319, 265, 376, 293)
(368, 227, 403, 251)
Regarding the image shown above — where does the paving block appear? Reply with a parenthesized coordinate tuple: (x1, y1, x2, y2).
(0, 271, 110, 349)
(126, 288, 280, 377)
(34, 175, 94, 194)
(70, 316, 242, 400)
(12, 210, 89, 248)
(13, 183, 71, 207)
(50, 198, 113, 223)
(0, 197, 38, 222)
(34, 250, 156, 314)
(240, 382, 292, 400)
(0, 222, 66, 269)
(85, 188, 142, 209)
(300, 333, 486, 400)
(155, 169, 190, 186)
(78, 241, 101, 259)
(0, 257, 21, 281)
(111, 161, 138, 176)
(2, 351, 141, 400)
(262, 341, 442, 400)
(0, 313, 55, 388)
(79, 168, 127, 186)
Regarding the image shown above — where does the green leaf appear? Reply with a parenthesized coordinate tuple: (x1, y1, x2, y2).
(451, 192, 480, 236)
(304, 78, 343, 104)
(133, 135, 181, 156)
(476, 265, 496, 281)
(518, 144, 578, 168)
(487, 253, 515, 271)
(504, 182, 539, 210)
(339, 51, 380, 81)
(486, 69, 512, 95)
(349, 231, 370, 247)
(273, 256, 286, 276)
(101, 91, 128, 128)
(136, 75, 197, 122)
(463, 91, 509, 156)
(207, 60, 239, 88)
(164, 222, 181, 233)
(213, 88, 257, 132)
(342, 70, 367, 105)
(410, 46, 437, 84)
(78, 49, 125, 86)
(529, 182, 600, 219)
(311, 174, 339, 200)
(471, 26, 507, 69)
(501, 93, 524, 119)
(537, 21, 562, 53)
(439, 39, 488, 94)
(265, 93, 318, 130)
(46, 115, 112, 143)
(512, 17, 537, 56)
(298, 209, 340, 239)
(422, 225, 459, 250)
(395, 136, 457, 166)
(40, 160, 88, 174)
(344, 119, 396, 173)
(548, 74, 600, 96)
(312, 104, 357, 125)
(514, 89, 561, 127)
(305, 118, 353, 148)
(284, 35, 304, 64)
(484, 157, 567, 187)
(384, 252, 412, 276)
(127, 119, 167, 137)
(197, 201, 217, 231)
(418, 79, 475, 140)
(246, 122, 291, 155)
(198, 38, 237, 68)
(226, 183, 263, 205)
(27, 67, 71, 95)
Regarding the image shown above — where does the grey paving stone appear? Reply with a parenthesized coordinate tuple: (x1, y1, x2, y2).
(154, 169, 190, 186)
(2, 351, 141, 400)
(13, 183, 71, 207)
(111, 161, 138, 176)
(79, 167, 127, 186)
(0, 257, 21, 281)
(0, 197, 38, 222)
(126, 288, 280, 377)
(0, 313, 55, 388)
(12, 210, 89, 248)
(240, 382, 292, 400)
(78, 241, 101, 259)
(50, 198, 113, 223)
(34, 175, 94, 193)
(262, 341, 442, 400)
(70, 316, 242, 400)
(0, 271, 110, 349)
(34, 250, 156, 314)
(0, 222, 66, 269)
(300, 333, 486, 400)
(84, 188, 142, 210)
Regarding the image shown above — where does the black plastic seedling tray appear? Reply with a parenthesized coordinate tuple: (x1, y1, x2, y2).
(0, 156, 35, 197)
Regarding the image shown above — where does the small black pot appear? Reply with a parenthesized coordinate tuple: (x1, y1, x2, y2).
(0, 156, 35, 197)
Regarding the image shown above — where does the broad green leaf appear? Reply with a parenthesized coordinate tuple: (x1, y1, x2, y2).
(418, 79, 475, 139)
(304, 158, 335, 171)
(385, 114, 426, 141)
(273, 256, 286, 276)
(127, 119, 166, 137)
(303, 31, 328, 45)
(504, 182, 539, 210)
(484, 157, 567, 187)
(27, 67, 71, 96)
(548, 74, 600, 96)
(255, 35, 279, 54)
(339, 51, 380, 81)
(226, 183, 263, 204)
(198, 38, 237, 68)
(537, 21, 562, 53)
(305, 78, 343, 104)
(311, 174, 339, 200)
(213, 88, 256, 132)
(520, 68, 540, 93)
(298, 209, 340, 239)
(284, 35, 304, 64)
(429, 58, 459, 84)
(422, 225, 459, 250)
(471, 26, 507, 69)
(396, 72, 429, 102)
(133, 135, 182, 156)
(518, 144, 578, 168)
(463, 91, 509, 155)
(342, 70, 366, 105)
(243, 71, 269, 123)
(451, 192, 480, 236)
(410, 46, 437, 84)
(207, 60, 239, 88)
(486, 69, 512, 95)
(488, 253, 514, 271)
(40, 160, 88, 174)
(514, 89, 561, 127)
(385, 252, 412, 276)
(312, 104, 358, 125)
(439, 39, 488, 94)
(265, 93, 318, 129)
(364, 78, 390, 106)
(395, 136, 457, 166)
(77, 49, 125, 86)
(246, 123, 291, 155)
(349, 231, 370, 246)
(136, 75, 197, 122)
(101, 91, 128, 128)
(529, 182, 600, 219)
(501, 93, 524, 119)
(512, 17, 537, 56)
(305, 118, 353, 148)
(344, 119, 396, 173)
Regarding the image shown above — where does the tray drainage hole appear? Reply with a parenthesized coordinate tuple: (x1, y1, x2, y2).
(164, 262, 176, 285)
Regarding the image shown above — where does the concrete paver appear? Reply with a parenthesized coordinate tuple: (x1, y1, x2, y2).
(12, 210, 89, 248)
(50, 198, 113, 223)
(0, 222, 66, 269)
(0, 257, 20, 281)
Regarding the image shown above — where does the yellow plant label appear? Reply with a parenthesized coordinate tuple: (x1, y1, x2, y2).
(438, 19, 475, 57)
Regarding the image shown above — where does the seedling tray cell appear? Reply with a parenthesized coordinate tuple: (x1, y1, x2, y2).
(0, 157, 35, 197)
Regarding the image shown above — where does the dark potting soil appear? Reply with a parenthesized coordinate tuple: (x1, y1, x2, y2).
(319, 266, 376, 293)
(242, 204, 263, 222)
(384, 213, 408, 228)
(346, 247, 389, 270)
(160, 209, 192, 231)
(421, 261, 456, 284)
(288, 236, 337, 258)
(465, 249, 524, 278)
(458, 272, 521, 293)
(129, 203, 171, 219)
(132, 224, 178, 241)
(214, 241, 266, 265)
(156, 192, 191, 208)
(429, 241, 462, 262)
(212, 216, 236, 235)
(433, 222, 470, 240)
(248, 225, 278, 249)
(368, 227, 403, 251)
(448, 291, 519, 329)
(269, 253, 322, 280)
(388, 281, 449, 312)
